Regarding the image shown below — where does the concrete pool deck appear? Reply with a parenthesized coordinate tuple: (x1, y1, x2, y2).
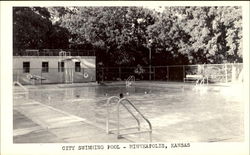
(13, 100, 130, 143)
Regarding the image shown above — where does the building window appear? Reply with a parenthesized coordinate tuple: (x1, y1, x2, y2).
(23, 62, 30, 73)
(58, 62, 64, 72)
(42, 62, 49, 72)
(75, 62, 81, 72)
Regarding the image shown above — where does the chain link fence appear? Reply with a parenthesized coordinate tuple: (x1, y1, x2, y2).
(97, 63, 243, 83)
(13, 63, 243, 85)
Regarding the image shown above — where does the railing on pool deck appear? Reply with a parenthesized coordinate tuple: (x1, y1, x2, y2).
(195, 77, 208, 86)
(13, 81, 28, 92)
(106, 96, 152, 142)
(13, 81, 29, 99)
(126, 75, 135, 87)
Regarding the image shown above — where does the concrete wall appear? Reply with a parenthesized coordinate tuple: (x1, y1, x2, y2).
(13, 56, 96, 85)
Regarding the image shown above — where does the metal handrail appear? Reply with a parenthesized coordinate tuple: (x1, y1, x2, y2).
(13, 81, 28, 92)
(13, 81, 29, 99)
(196, 76, 208, 86)
(106, 96, 152, 142)
(106, 96, 140, 134)
(126, 75, 135, 87)
(117, 98, 152, 142)
(118, 101, 141, 131)
(128, 75, 135, 81)
(106, 96, 120, 134)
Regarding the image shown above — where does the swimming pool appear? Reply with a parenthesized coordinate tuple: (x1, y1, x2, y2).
(15, 82, 244, 142)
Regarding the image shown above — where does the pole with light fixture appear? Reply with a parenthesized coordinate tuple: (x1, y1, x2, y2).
(148, 39, 153, 81)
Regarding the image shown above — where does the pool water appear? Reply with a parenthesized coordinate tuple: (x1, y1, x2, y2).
(17, 82, 244, 142)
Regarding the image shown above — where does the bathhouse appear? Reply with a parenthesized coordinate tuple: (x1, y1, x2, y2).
(13, 49, 96, 85)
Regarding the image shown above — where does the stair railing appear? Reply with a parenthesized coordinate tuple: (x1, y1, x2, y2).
(106, 96, 152, 142)
(126, 75, 135, 87)
(106, 96, 140, 134)
(117, 98, 152, 142)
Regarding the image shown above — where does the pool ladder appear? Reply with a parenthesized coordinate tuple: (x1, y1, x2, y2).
(195, 77, 208, 86)
(126, 75, 135, 87)
(106, 96, 152, 142)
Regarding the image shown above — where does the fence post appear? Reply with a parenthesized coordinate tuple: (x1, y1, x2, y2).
(102, 67, 104, 82)
(232, 63, 236, 82)
(225, 64, 228, 83)
(183, 66, 185, 82)
(39, 69, 41, 85)
(153, 67, 155, 80)
(167, 66, 169, 81)
(119, 67, 121, 80)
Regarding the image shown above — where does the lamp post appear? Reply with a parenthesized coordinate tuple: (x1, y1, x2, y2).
(148, 39, 153, 81)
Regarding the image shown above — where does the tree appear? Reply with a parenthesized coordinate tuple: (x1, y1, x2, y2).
(146, 7, 190, 65)
(59, 6, 156, 66)
(13, 7, 70, 51)
(146, 6, 242, 64)
(13, 7, 52, 49)
(15, 6, 242, 65)
(47, 25, 70, 49)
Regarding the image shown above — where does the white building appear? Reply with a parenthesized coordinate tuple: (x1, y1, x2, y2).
(13, 50, 96, 85)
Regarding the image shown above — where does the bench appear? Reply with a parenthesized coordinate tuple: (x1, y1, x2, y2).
(27, 74, 46, 80)
(184, 74, 203, 83)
